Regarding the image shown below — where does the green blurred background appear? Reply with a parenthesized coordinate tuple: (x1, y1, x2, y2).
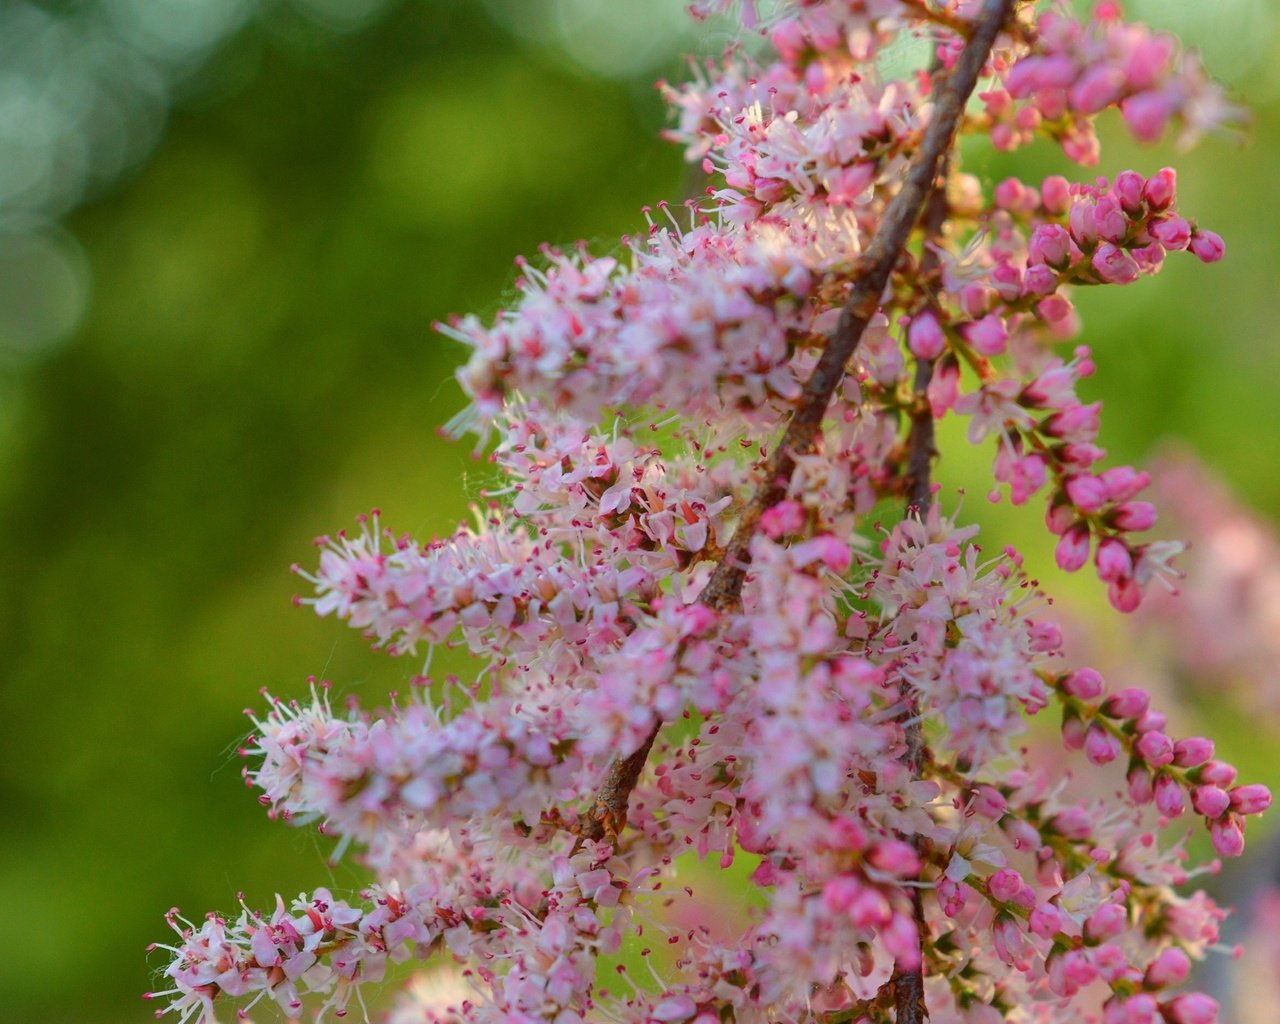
(1, 2, 1278, 1021)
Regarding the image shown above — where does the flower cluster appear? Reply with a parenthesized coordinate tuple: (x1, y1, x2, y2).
(149, 3, 1268, 1024)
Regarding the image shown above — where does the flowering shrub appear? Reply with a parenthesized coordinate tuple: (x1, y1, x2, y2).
(146, 3, 1270, 1023)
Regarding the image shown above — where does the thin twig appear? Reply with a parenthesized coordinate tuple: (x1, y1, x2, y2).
(585, 0, 1017, 869)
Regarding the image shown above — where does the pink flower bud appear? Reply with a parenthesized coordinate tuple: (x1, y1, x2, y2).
(1042, 175, 1072, 215)
(1189, 230, 1225, 263)
(1107, 576, 1143, 613)
(1121, 998, 1162, 1024)
(1192, 785, 1231, 818)
(963, 314, 1008, 356)
(1029, 223, 1073, 267)
(1023, 263, 1058, 296)
(1092, 243, 1141, 284)
(1113, 170, 1145, 214)
(1127, 765, 1154, 804)
(1230, 784, 1272, 815)
(1095, 535, 1136, 583)
(1085, 724, 1121, 765)
(1063, 667, 1105, 700)
(1198, 760, 1237, 787)
(1085, 901, 1127, 941)
(1102, 687, 1150, 720)
(988, 868, 1023, 903)
(1149, 215, 1191, 250)
(1070, 64, 1124, 114)
(1145, 947, 1191, 989)
(1121, 90, 1174, 142)
(1095, 537, 1134, 582)
(1135, 730, 1174, 767)
(1209, 816, 1245, 858)
(1093, 196, 1129, 243)
(907, 310, 946, 360)
(868, 840, 921, 877)
(1028, 901, 1065, 938)
(1036, 294, 1075, 325)
(1055, 522, 1092, 572)
(1172, 737, 1213, 767)
(1050, 804, 1092, 839)
(1109, 500, 1157, 531)
(1098, 466, 1150, 502)
(1061, 714, 1086, 750)
(1165, 993, 1219, 1024)
(927, 355, 961, 417)
(1066, 474, 1109, 513)
(1046, 499, 1076, 536)
(995, 178, 1028, 211)
(1135, 709, 1166, 734)
(1143, 167, 1178, 210)
(1069, 201, 1098, 245)
(1154, 774, 1186, 818)
(959, 283, 991, 319)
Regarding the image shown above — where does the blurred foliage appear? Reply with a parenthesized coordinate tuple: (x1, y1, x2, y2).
(1, 2, 1278, 1023)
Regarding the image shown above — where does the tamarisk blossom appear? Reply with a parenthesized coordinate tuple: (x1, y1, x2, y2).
(149, 3, 1267, 1024)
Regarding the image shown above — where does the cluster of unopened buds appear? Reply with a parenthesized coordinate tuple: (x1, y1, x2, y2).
(147, 3, 1268, 1024)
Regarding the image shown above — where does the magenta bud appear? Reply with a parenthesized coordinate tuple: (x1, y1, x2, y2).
(867, 840, 921, 877)
(1107, 576, 1143, 613)
(1066, 474, 1109, 513)
(1063, 667, 1105, 700)
(1165, 992, 1219, 1024)
(1145, 947, 1191, 989)
(1029, 223, 1073, 267)
(1110, 501, 1157, 531)
(1092, 195, 1129, 243)
(1134, 710, 1167, 734)
(1135, 730, 1174, 767)
(1113, 170, 1145, 213)
(1084, 723, 1121, 765)
(1172, 736, 1214, 767)
(1101, 686, 1150, 720)
(1127, 765, 1154, 804)
(1209, 816, 1245, 858)
(1189, 229, 1225, 263)
(1054, 522, 1092, 572)
(988, 868, 1023, 903)
(1061, 715, 1086, 750)
(1095, 537, 1134, 583)
(1154, 774, 1185, 818)
(1092, 242, 1141, 284)
(907, 310, 946, 360)
(1142, 167, 1178, 210)
(1046, 500, 1077, 536)
(963, 314, 1008, 356)
(1149, 215, 1191, 250)
(1198, 760, 1238, 787)
(1029, 902, 1065, 938)
(1230, 784, 1272, 815)
(1041, 175, 1072, 215)
(1098, 465, 1150, 502)
(1192, 785, 1231, 818)
(1023, 263, 1058, 297)
(1084, 902, 1127, 941)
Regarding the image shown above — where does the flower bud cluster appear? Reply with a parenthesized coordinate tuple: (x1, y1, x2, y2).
(1055, 667, 1271, 858)
(987, 6, 1238, 160)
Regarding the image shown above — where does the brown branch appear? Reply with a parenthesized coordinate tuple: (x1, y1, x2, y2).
(889, 8, 1017, 1021)
(585, 0, 1017, 862)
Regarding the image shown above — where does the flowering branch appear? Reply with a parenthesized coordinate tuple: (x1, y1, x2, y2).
(148, 4, 1270, 1024)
